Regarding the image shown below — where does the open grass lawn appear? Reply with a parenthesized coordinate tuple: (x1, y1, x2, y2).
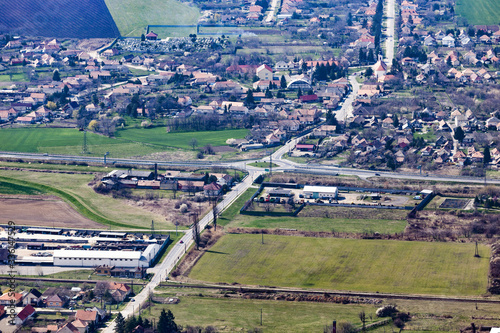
(115, 127, 249, 150)
(218, 188, 256, 226)
(0, 170, 171, 230)
(227, 205, 408, 233)
(147, 287, 500, 332)
(227, 214, 407, 234)
(146, 294, 380, 332)
(190, 234, 490, 296)
(104, 0, 200, 37)
(247, 162, 279, 168)
(0, 127, 248, 157)
(0, 180, 45, 195)
(455, 0, 500, 25)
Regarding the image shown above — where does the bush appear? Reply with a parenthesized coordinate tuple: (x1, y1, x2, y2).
(180, 203, 189, 213)
(197, 151, 205, 159)
(376, 305, 398, 317)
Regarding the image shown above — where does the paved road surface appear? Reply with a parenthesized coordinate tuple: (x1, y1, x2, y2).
(384, 0, 396, 66)
(265, 0, 280, 22)
(101, 170, 261, 332)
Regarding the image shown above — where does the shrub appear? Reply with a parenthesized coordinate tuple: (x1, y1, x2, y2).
(376, 304, 398, 317)
(180, 203, 189, 213)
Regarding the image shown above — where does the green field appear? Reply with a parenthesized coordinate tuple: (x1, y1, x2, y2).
(456, 0, 500, 25)
(147, 293, 380, 332)
(0, 127, 248, 158)
(247, 162, 279, 168)
(226, 205, 408, 233)
(190, 234, 490, 296)
(0, 171, 172, 230)
(227, 214, 408, 233)
(104, 0, 201, 37)
(115, 127, 249, 150)
(0, 180, 46, 195)
(149, 287, 500, 332)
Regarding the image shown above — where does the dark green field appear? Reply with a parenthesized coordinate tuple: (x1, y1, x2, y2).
(456, 0, 500, 25)
(0, 127, 248, 157)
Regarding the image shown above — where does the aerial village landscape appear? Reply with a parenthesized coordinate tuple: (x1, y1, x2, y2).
(0, 0, 500, 331)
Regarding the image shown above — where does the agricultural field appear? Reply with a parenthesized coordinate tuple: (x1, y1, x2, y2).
(455, 0, 500, 25)
(0, 127, 248, 158)
(0, 171, 170, 230)
(150, 287, 500, 332)
(190, 234, 490, 296)
(0, 0, 120, 38)
(0, 196, 103, 229)
(147, 292, 381, 333)
(228, 211, 408, 234)
(104, 0, 201, 37)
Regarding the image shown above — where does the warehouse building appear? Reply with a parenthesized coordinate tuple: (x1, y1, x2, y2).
(53, 243, 163, 268)
(303, 185, 338, 199)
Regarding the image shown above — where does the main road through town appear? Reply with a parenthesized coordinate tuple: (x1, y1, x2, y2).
(384, 0, 396, 65)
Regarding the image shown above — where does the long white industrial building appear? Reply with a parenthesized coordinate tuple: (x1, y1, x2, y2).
(53, 243, 161, 268)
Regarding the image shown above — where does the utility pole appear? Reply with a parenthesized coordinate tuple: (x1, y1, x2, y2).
(269, 154, 273, 177)
(151, 220, 154, 235)
(82, 129, 88, 154)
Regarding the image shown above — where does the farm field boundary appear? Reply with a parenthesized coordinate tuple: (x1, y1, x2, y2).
(0, 176, 140, 229)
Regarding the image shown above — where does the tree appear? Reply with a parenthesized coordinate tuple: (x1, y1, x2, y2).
(189, 138, 198, 150)
(280, 75, 287, 88)
(265, 88, 273, 98)
(297, 87, 302, 98)
(88, 120, 99, 131)
(484, 146, 492, 165)
(52, 70, 61, 81)
(453, 126, 465, 142)
(114, 313, 125, 333)
(141, 34, 145, 41)
(359, 311, 367, 332)
(157, 309, 179, 333)
(211, 196, 220, 231)
(365, 67, 373, 77)
(46, 101, 57, 110)
(245, 89, 255, 106)
(392, 114, 399, 128)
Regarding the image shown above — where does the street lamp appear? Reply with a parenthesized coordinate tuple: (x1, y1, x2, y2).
(104, 152, 110, 165)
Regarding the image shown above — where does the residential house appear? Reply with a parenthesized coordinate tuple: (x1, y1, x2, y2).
(14, 304, 36, 326)
(75, 309, 99, 325)
(23, 288, 42, 306)
(106, 282, 132, 303)
(71, 319, 89, 333)
(256, 64, 273, 80)
(203, 182, 223, 197)
(485, 116, 500, 129)
(45, 294, 67, 308)
(0, 292, 23, 306)
(471, 151, 484, 163)
(56, 322, 80, 333)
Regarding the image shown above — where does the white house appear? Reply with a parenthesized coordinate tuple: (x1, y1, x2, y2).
(442, 35, 455, 47)
(256, 64, 273, 80)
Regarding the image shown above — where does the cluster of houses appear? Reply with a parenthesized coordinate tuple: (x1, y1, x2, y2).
(100, 169, 235, 197)
(0, 282, 132, 330)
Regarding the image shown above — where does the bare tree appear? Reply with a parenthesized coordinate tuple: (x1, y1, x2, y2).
(189, 138, 198, 150)
(210, 195, 220, 231)
(192, 212, 200, 250)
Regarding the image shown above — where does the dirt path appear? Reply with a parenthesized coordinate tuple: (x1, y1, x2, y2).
(0, 195, 104, 229)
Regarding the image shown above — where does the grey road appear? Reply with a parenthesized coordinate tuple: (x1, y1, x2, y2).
(384, 0, 396, 66)
(101, 170, 261, 332)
